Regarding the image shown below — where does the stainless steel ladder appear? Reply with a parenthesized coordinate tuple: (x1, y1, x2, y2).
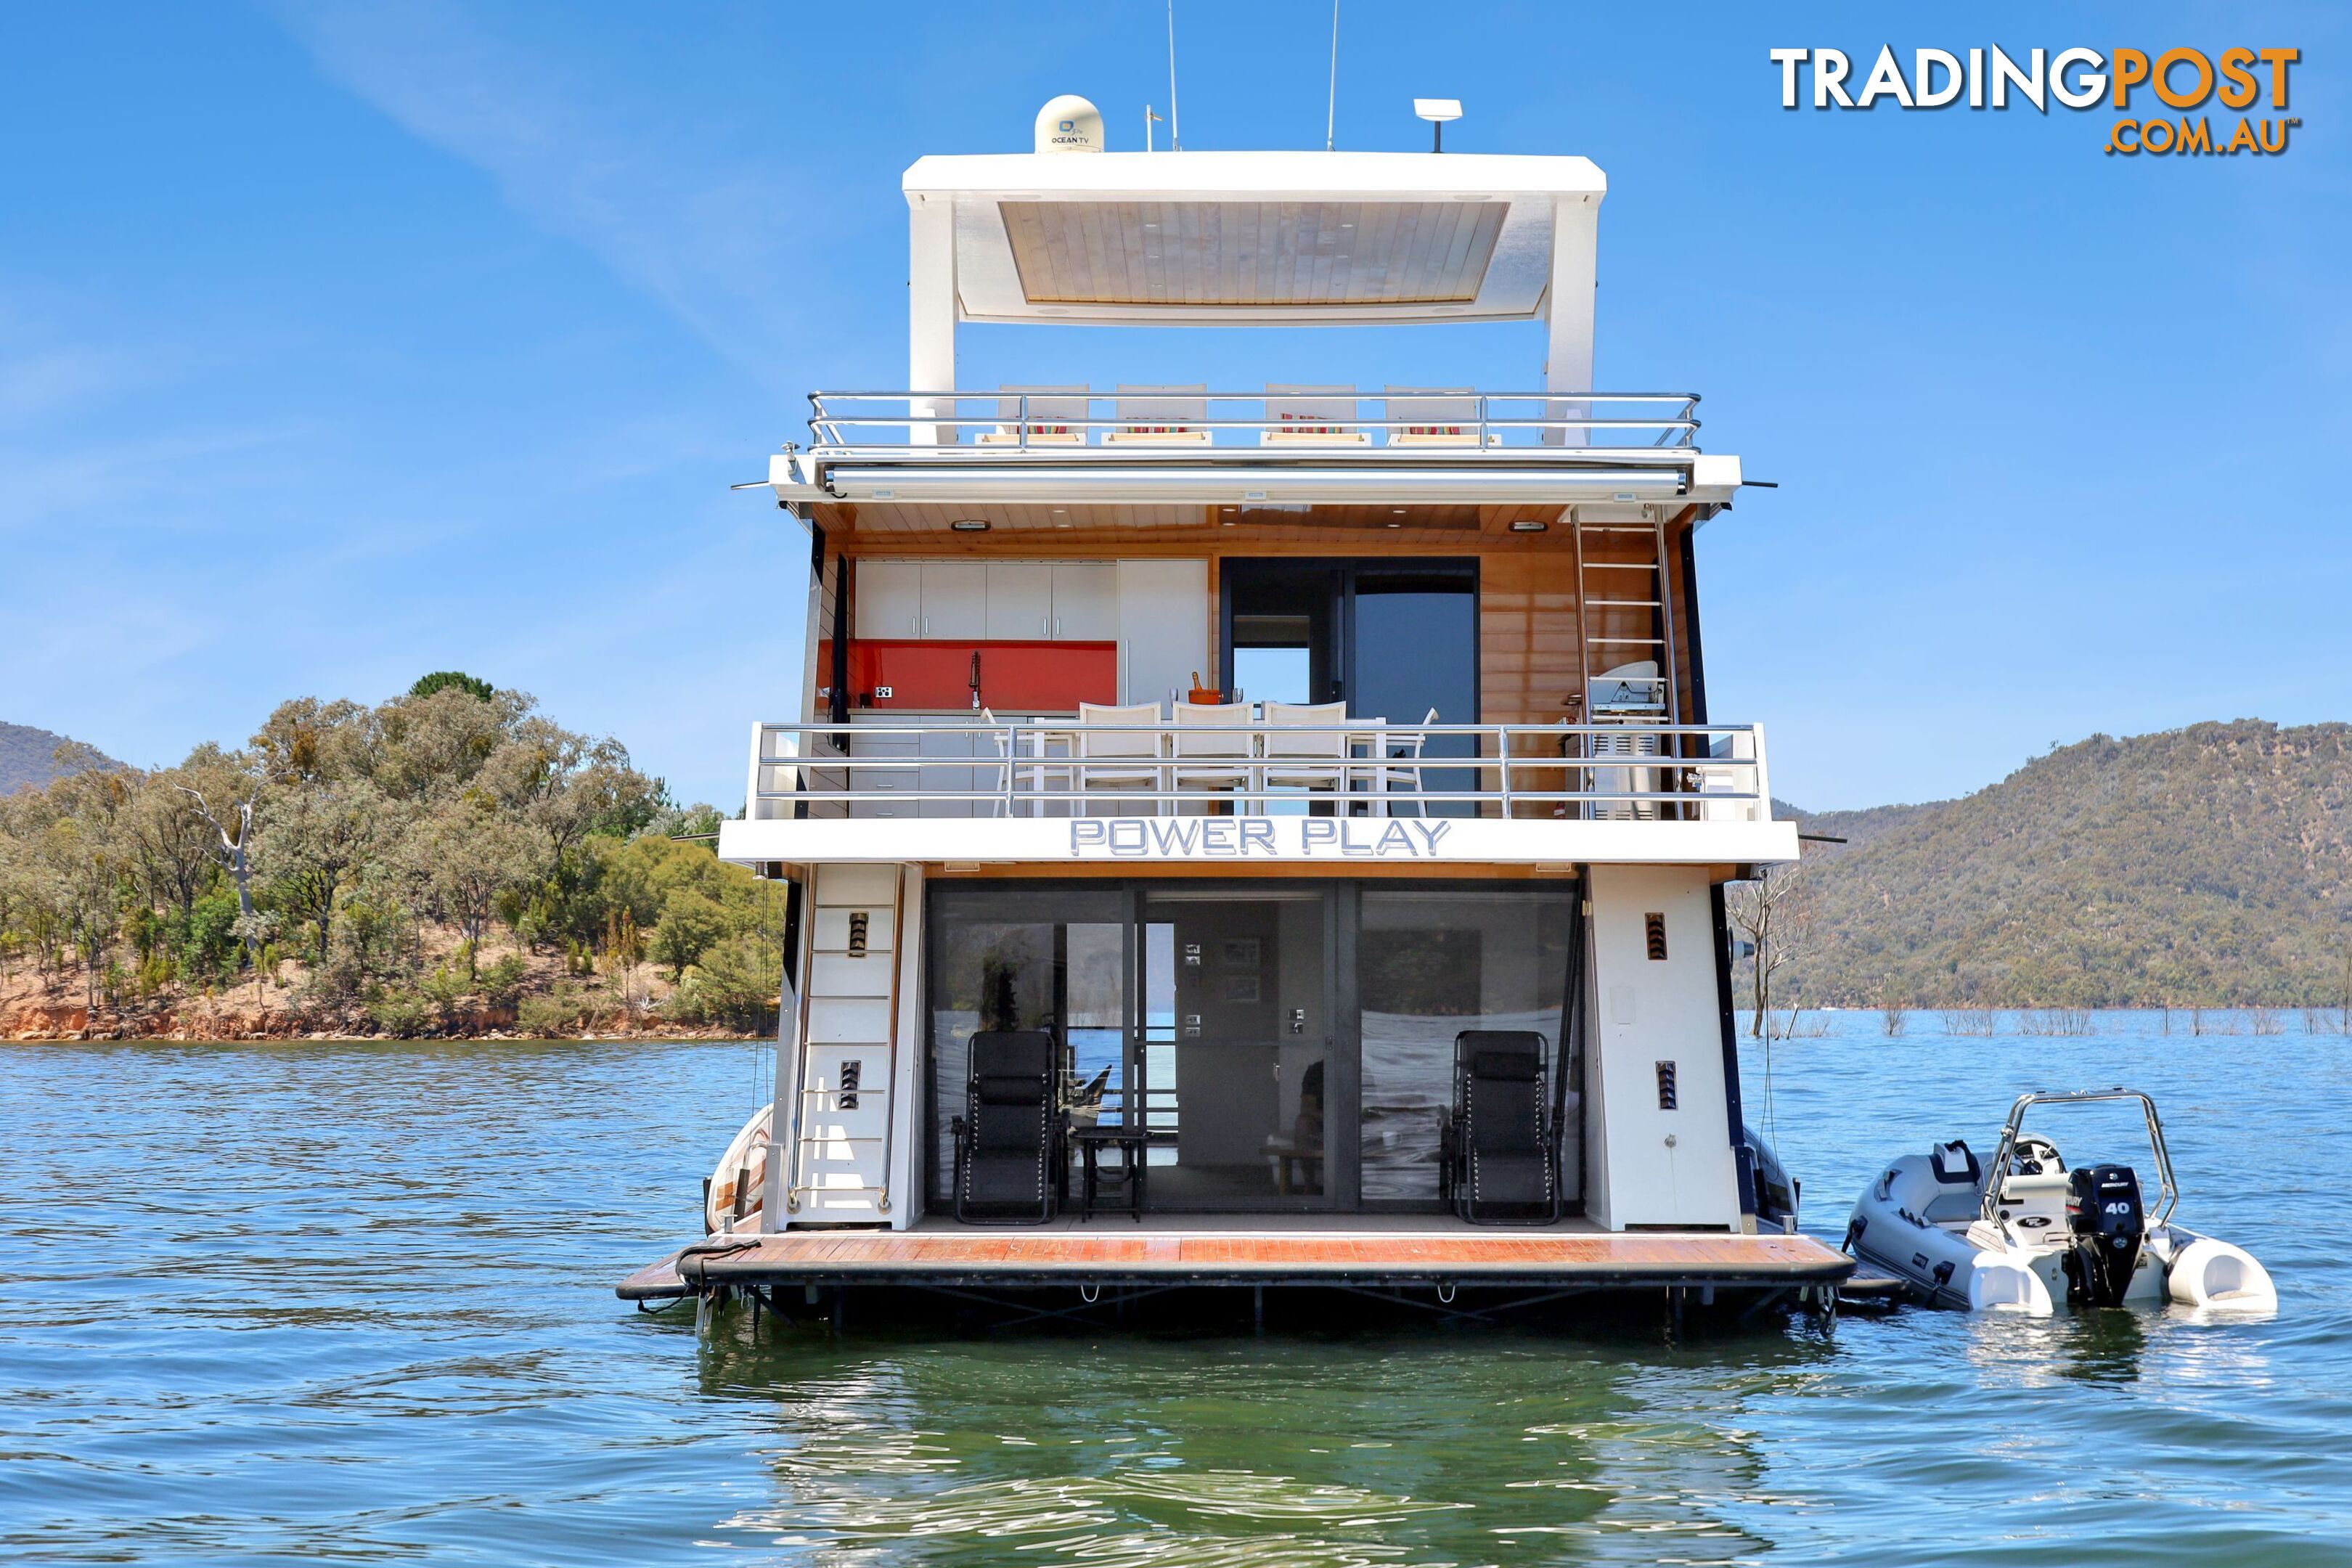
(1569, 513, 1680, 820)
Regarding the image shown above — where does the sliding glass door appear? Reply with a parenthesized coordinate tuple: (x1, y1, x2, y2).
(926, 878, 1580, 1215)
(1138, 887, 1332, 1210)
(1222, 558, 1479, 814)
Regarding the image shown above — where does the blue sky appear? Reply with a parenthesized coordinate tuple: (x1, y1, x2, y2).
(4, 2, 2344, 811)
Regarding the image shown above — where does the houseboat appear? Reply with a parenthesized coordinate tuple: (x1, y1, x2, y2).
(620, 99, 1848, 1327)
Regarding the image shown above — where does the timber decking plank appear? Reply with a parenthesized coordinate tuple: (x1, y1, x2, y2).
(661, 1228, 1850, 1285)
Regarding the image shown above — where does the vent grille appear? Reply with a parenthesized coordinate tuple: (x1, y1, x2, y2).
(1644, 912, 1668, 961)
(1655, 1060, 1678, 1111)
(838, 1058, 862, 1111)
(847, 910, 870, 957)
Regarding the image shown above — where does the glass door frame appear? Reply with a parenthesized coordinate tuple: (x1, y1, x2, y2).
(922, 876, 1587, 1218)
(1124, 881, 1347, 1213)
(1217, 556, 1482, 720)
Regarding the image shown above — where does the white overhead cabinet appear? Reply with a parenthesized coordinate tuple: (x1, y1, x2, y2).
(984, 562, 1053, 640)
(917, 562, 987, 639)
(857, 558, 1135, 642)
(1049, 562, 1118, 640)
(852, 560, 922, 639)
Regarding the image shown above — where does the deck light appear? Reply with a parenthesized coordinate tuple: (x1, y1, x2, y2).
(950, 518, 991, 532)
(1415, 97, 1463, 152)
(1509, 519, 1548, 533)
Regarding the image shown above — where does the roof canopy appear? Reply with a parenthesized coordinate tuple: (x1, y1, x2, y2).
(902, 151, 1606, 394)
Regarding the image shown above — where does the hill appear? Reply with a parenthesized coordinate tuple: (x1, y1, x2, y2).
(1778, 720, 2352, 1008)
(0, 722, 125, 796)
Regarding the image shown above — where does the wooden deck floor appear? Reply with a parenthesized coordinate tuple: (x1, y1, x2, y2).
(618, 1225, 1852, 1301)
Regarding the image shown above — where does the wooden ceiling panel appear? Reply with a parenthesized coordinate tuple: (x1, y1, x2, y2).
(816, 502, 1572, 555)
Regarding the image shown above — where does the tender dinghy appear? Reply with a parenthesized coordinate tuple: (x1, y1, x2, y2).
(705, 1103, 772, 1236)
(1845, 1088, 2275, 1316)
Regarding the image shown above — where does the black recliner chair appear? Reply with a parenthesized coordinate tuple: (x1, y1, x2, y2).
(951, 1029, 1060, 1224)
(1440, 1030, 1562, 1225)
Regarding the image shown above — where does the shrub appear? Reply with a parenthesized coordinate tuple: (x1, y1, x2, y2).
(517, 981, 613, 1037)
(666, 935, 780, 1032)
(479, 952, 530, 1006)
(367, 989, 436, 1037)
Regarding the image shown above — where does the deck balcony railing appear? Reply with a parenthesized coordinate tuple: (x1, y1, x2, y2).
(744, 719, 1770, 825)
(802, 388, 1699, 455)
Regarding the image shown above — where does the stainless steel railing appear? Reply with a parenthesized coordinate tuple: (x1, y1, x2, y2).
(744, 719, 1769, 823)
(802, 389, 1699, 452)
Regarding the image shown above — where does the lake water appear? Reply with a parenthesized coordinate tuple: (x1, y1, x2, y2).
(5, 1015, 2349, 1564)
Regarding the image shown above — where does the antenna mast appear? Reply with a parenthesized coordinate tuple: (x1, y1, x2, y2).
(1326, 0, 1340, 151)
(1166, 0, 1181, 150)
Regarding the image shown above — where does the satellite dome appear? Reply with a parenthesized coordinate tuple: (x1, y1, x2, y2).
(1034, 94, 1104, 154)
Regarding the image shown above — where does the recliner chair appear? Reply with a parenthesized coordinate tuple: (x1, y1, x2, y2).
(951, 1029, 1061, 1224)
(1440, 1030, 1562, 1225)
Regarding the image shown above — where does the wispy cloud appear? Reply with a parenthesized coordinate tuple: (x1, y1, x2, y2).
(273, 1, 838, 388)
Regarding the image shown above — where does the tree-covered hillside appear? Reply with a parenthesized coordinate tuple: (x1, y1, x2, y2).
(1, 722, 123, 796)
(1781, 721, 2352, 1008)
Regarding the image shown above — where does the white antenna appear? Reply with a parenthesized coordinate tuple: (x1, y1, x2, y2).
(1326, 0, 1340, 151)
(1146, 104, 1164, 152)
(1166, 0, 1181, 150)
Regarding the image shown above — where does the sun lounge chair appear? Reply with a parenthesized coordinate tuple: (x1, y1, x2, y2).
(1103, 384, 1211, 446)
(979, 385, 1090, 446)
(1259, 385, 1368, 446)
(1441, 1030, 1561, 1225)
(1384, 386, 1499, 446)
(952, 1029, 1061, 1223)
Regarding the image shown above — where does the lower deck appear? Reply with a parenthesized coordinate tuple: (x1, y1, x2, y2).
(618, 1217, 1852, 1303)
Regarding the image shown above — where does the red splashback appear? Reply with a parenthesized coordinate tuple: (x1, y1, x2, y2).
(816, 640, 1117, 712)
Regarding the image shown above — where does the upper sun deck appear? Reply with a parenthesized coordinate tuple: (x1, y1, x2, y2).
(750, 139, 1742, 519)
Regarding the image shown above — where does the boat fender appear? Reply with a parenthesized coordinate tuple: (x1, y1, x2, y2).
(1842, 1216, 1866, 1255)
(1931, 1259, 1956, 1293)
(2166, 1237, 2279, 1311)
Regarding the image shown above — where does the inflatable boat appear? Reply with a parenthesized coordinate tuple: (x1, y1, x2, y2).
(1845, 1087, 2275, 1315)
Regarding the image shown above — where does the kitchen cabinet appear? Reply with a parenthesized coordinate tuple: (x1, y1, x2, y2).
(1049, 562, 1118, 640)
(917, 562, 987, 640)
(984, 562, 1053, 640)
(853, 560, 922, 639)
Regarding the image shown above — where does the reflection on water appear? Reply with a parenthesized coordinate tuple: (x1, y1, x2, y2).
(3, 1017, 2350, 1565)
(693, 1321, 1802, 1564)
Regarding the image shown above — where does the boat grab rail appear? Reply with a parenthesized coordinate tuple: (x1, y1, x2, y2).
(804, 388, 1701, 451)
(1980, 1087, 2181, 1229)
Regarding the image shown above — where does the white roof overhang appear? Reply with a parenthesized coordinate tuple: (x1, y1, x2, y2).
(902, 150, 1604, 328)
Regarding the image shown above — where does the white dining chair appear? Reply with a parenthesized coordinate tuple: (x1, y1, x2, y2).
(1171, 701, 1254, 813)
(1074, 701, 1164, 815)
(1372, 708, 1442, 815)
(1260, 701, 1352, 809)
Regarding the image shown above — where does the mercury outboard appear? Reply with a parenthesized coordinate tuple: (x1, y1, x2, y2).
(2065, 1164, 2145, 1307)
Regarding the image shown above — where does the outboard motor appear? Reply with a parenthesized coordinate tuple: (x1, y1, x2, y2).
(1744, 1125, 1799, 1230)
(2065, 1164, 2145, 1307)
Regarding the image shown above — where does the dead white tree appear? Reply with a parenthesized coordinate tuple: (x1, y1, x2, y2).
(1728, 862, 1813, 1040)
(176, 783, 261, 969)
